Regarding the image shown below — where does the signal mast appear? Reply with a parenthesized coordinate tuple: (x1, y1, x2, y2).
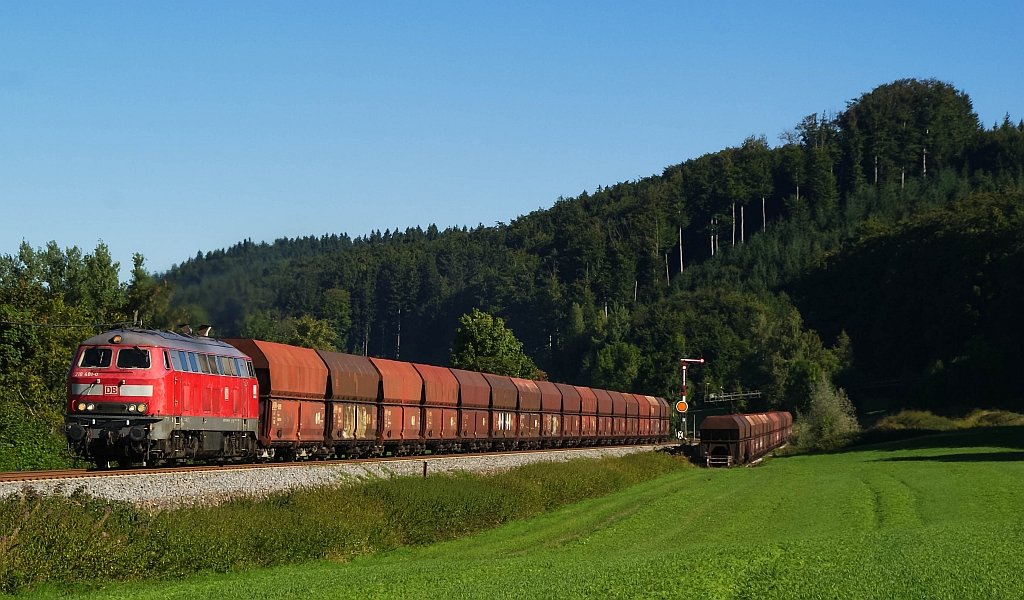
(677, 358, 705, 441)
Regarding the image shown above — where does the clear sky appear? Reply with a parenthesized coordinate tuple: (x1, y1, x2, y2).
(2, 1, 1021, 277)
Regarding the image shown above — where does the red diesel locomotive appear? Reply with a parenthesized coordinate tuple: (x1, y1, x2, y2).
(64, 328, 673, 465)
(65, 329, 261, 464)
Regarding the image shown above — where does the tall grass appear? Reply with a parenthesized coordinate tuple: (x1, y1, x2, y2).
(783, 407, 1024, 455)
(873, 408, 1024, 431)
(0, 451, 684, 593)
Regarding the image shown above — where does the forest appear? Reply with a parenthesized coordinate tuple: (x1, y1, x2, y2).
(2, 78, 1023, 468)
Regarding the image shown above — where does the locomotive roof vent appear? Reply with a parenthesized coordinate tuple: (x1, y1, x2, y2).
(197, 325, 212, 337)
(179, 324, 192, 335)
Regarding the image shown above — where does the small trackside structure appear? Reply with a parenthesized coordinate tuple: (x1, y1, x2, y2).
(698, 412, 792, 467)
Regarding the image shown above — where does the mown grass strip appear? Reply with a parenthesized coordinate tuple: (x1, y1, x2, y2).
(0, 451, 685, 593)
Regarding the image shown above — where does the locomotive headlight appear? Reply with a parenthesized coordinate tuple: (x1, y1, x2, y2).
(86, 403, 95, 411)
(137, 403, 147, 413)
(76, 402, 87, 412)
(128, 404, 137, 412)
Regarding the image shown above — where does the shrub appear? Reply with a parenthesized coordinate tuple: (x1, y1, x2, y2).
(792, 379, 859, 450)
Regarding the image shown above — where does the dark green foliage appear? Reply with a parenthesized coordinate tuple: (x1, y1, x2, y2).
(286, 315, 338, 351)
(0, 452, 684, 592)
(592, 341, 641, 391)
(322, 288, 351, 349)
(793, 191, 1024, 411)
(238, 309, 286, 342)
(630, 288, 845, 413)
(157, 78, 1024, 414)
(124, 254, 176, 330)
(3, 78, 1023, 471)
(450, 309, 540, 378)
(0, 247, 101, 471)
(839, 78, 980, 189)
(0, 401, 72, 472)
(0, 244, 178, 471)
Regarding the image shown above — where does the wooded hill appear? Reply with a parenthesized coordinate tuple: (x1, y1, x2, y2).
(156, 79, 1024, 415)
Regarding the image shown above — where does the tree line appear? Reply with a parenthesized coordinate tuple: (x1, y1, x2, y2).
(3, 78, 1022, 468)
(164, 79, 1023, 411)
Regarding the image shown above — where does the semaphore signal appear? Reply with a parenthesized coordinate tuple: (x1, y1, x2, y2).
(677, 357, 705, 440)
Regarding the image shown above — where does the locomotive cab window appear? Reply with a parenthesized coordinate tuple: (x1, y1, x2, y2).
(116, 348, 151, 369)
(78, 347, 112, 368)
(169, 351, 182, 371)
(197, 354, 212, 374)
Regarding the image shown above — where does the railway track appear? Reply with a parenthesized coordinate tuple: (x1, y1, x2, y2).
(0, 443, 675, 484)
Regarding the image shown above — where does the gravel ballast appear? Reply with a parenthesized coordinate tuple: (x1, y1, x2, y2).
(0, 445, 662, 509)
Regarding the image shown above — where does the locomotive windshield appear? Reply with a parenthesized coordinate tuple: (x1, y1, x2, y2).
(79, 347, 112, 368)
(116, 348, 151, 369)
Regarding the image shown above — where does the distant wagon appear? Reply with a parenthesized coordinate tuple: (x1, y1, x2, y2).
(698, 412, 792, 467)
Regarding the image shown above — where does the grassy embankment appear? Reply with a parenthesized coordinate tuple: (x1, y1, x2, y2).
(0, 451, 684, 594)
(12, 423, 1023, 599)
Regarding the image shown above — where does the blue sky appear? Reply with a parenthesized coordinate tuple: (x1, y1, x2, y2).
(2, 1, 1021, 277)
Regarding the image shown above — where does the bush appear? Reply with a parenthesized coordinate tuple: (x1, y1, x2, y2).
(792, 379, 859, 450)
(0, 395, 75, 472)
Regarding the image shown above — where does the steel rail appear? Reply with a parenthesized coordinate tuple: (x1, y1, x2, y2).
(0, 443, 676, 484)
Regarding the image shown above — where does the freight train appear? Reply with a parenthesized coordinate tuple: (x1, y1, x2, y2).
(63, 328, 672, 466)
(698, 412, 792, 467)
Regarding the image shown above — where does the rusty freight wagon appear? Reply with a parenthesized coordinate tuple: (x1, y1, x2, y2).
(484, 373, 519, 448)
(223, 339, 328, 460)
(370, 357, 424, 453)
(698, 411, 792, 467)
(512, 377, 542, 448)
(316, 350, 379, 457)
(450, 368, 491, 450)
(575, 386, 599, 442)
(413, 363, 460, 450)
(65, 327, 674, 466)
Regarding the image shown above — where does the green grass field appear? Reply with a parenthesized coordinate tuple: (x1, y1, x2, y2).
(18, 427, 1024, 599)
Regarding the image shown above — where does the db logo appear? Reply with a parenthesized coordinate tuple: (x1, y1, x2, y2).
(103, 385, 119, 396)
